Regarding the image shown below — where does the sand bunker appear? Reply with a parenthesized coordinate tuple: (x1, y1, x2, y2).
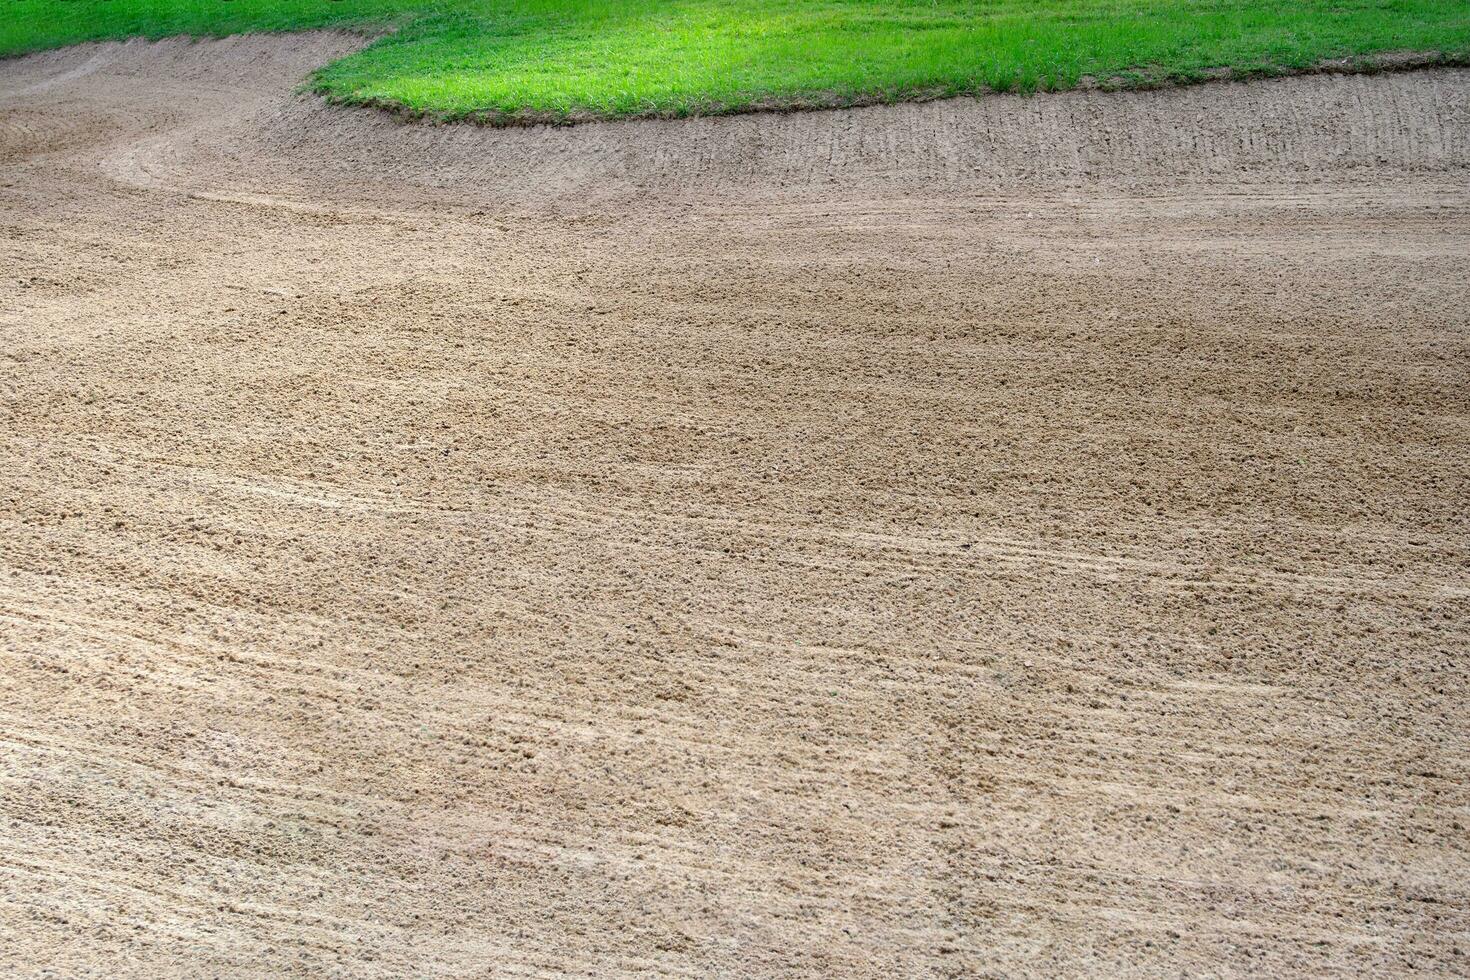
(2, 33, 1468, 977)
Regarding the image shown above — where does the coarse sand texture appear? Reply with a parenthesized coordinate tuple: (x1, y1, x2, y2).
(2, 33, 1469, 978)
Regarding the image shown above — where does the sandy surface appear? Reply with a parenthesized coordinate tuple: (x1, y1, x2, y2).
(2, 33, 1468, 978)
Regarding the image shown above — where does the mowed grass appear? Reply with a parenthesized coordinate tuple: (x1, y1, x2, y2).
(5, 0, 1469, 121)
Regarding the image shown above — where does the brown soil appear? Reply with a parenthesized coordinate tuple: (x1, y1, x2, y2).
(2, 33, 1468, 978)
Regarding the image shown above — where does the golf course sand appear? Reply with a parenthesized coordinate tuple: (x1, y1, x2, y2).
(2, 33, 1468, 977)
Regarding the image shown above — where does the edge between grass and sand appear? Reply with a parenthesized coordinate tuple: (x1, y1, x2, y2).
(4, 0, 1470, 125)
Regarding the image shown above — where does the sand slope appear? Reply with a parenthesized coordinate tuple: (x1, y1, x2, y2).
(2, 34, 1468, 977)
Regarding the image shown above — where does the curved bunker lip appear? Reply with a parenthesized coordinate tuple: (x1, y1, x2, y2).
(5, 32, 1465, 209)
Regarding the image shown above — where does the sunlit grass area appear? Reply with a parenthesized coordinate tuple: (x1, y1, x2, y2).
(6, 0, 1469, 121)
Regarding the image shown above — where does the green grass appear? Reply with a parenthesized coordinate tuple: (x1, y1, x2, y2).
(5, 0, 1469, 122)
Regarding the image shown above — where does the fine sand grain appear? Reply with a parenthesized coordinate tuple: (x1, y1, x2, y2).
(2, 33, 1468, 978)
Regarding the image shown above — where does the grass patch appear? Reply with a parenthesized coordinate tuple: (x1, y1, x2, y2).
(5, 0, 1469, 121)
